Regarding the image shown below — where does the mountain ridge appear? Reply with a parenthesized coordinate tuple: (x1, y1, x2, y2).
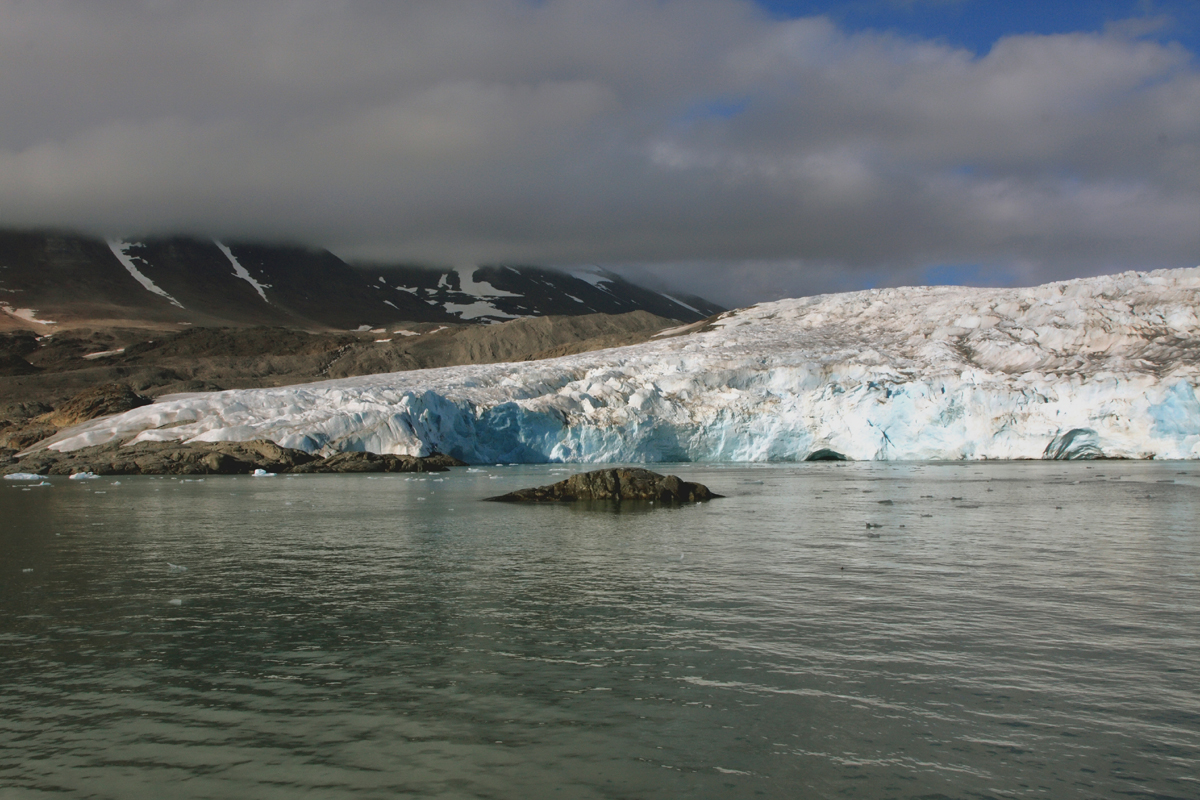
(0, 229, 723, 331)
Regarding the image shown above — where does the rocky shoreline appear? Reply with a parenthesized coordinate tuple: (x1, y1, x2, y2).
(2, 438, 464, 477)
(0, 380, 471, 476)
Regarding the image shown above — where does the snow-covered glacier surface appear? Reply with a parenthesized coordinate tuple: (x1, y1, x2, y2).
(40, 268, 1200, 462)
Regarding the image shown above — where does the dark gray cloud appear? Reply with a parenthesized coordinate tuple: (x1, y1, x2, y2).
(1, 0, 1197, 307)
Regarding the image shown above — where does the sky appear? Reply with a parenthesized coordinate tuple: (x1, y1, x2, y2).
(0, 0, 1197, 308)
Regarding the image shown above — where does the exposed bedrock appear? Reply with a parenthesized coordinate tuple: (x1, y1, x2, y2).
(0, 383, 152, 451)
(486, 467, 721, 504)
(805, 448, 850, 461)
(1042, 428, 1109, 460)
(290, 451, 465, 473)
(3, 438, 465, 476)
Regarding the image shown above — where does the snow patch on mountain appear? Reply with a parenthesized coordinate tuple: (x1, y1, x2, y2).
(664, 294, 702, 316)
(0, 303, 56, 325)
(454, 266, 521, 299)
(569, 268, 615, 289)
(444, 301, 519, 321)
(41, 268, 1200, 462)
(107, 240, 185, 309)
(215, 241, 271, 302)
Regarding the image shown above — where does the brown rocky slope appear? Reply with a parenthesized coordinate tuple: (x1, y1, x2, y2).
(4, 437, 465, 476)
(0, 310, 680, 456)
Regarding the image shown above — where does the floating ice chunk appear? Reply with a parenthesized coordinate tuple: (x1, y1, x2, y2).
(167, 563, 187, 572)
(251, 469, 277, 477)
(69, 472, 100, 480)
(5, 473, 47, 480)
(21, 568, 33, 573)
(168, 599, 183, 606)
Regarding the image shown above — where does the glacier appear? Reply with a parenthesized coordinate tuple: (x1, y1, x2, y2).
(35, 268, 1200, 462)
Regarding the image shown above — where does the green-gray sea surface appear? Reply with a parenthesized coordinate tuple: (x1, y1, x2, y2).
(3, 461, 1199, 799)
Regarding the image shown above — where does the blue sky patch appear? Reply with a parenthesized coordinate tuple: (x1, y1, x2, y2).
(753, 1, 1199, 55)
(676, 97, 752, 126)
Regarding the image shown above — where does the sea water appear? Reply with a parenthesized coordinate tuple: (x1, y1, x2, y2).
(2, 462, 1198, 799)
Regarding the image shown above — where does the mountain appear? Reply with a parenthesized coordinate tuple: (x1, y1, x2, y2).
(34, 267, 1200, 462)
(360, 263, 724, 323)
(0, 230, 722, 331)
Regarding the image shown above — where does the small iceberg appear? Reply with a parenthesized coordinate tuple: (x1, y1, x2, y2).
(251, 469, 277, 477)
(69, 472, 100, 480)
(5, 473, 48, 481)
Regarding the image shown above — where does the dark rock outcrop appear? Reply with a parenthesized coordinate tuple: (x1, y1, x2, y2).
(40, 383, 152, 427)
(1043, 428, 1106, 460)
(0, 423, 58, 451)
(486, 467, 721, 504)
(0, 352, 40, 376)
(0, 383, 151, 450)
(423, 453, 470, 470)
(2, 438, 464, 476)
(8, 439, 312, 476)
(805, 448, 849, 461)
(290, 450, 466, 473)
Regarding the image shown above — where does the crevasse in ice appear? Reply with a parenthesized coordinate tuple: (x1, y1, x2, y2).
(39, 268, 1200, 461)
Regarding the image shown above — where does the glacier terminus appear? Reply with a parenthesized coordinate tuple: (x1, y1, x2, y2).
(36, 268, 1200, 462)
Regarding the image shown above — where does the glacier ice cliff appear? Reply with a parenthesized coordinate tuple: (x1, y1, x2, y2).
(35, 268, 1200, 462)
